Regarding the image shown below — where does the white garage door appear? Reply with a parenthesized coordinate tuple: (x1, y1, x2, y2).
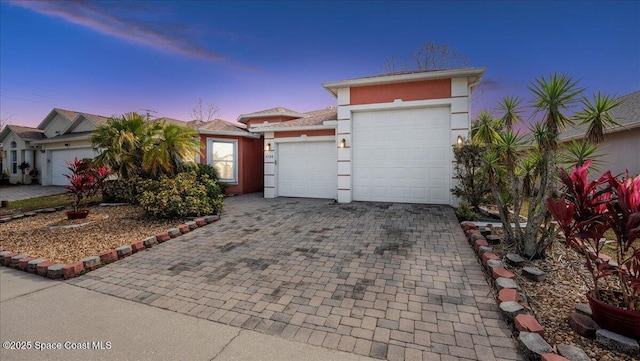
(352, 107, 451, 204)
(50, 148, 97, 186)
(277, 141, 337, 199)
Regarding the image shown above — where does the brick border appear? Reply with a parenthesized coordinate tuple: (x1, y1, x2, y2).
(460, 221, 572, 361)
(0, 213, 221, 280)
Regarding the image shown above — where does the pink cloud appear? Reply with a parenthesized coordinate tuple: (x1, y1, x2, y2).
(8, 0, 227, 62)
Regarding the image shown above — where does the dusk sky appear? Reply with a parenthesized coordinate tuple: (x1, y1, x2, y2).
(1, 0, 638, 129)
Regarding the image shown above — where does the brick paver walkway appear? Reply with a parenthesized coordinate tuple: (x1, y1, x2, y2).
(69, 194, 522, 361)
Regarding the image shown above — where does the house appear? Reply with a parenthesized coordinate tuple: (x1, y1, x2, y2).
(249, 67, 485, 205)
(192, 118, 263, 195)
(0, 125, 45, 184)
(559, 90, 640, 177)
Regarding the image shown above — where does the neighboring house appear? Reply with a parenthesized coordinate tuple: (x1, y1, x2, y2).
(31, 108, 109, 186)
(0, 125, 45, 184)
(560, 90, 640, 177)
(249, 67, 485, 205)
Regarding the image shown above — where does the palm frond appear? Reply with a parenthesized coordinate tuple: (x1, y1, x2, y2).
(573, 92, 623, 144)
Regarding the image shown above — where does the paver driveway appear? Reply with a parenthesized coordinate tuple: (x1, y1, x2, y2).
(69, 194, 521, 361)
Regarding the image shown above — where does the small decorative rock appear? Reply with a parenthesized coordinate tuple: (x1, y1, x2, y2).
(518, 332, 553, 360)
(478, 246, 493, 255)
(17, 256, 36, 271)
(10, 254, 30, 268)
(541, 354, 570, 361)
(596, 329, 640, 355)
(523, 266, 546, 282)
(99, 250, 118, 264)
(178, 224, 190, 234)
(574, 303, 592, 317)
(130, 241, 145, 253)
(81, 256, 102, 271)
(495, 277, 520, 291)
(499, 301, 526, 322)
(506, 253, 526, 267)
(567, 312, 600, 338)
(498, 288, 518, 303)
(557, 344, 590, 361)
(481, 252, 499, 263)
(156, 232, 171, 243)
(36, 261, 56, 276)
(486, 259, 503, 270)
(492, 267, 516, 280)
(63, 262, 84, 279)
(116, 245, 132, 259)
(515, 314, 545, 336)
(142, 236, 158, 248)
(485, 234, 501, 244)
(47, 264, 65, 279)
(185, 221, 197, 230)
(167, 228, 181, 238)
(27, 258, 47, 273)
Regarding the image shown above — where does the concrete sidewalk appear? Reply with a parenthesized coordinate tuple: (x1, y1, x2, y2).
(0, 185, 67, 202)
(0, 268, 373, 361)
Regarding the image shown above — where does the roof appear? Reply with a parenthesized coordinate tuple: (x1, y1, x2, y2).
(560, 90, 640, 141)
(195, 119, 259, 138)
(257, 107, 338, 129)
(79, 112, 110, 126)
(5, 125, 45, 141)
(32, 131, 94, 144)
(237, 107, 306, 124)
(322, 67, 486, 96)
(153, 117, 190, 126)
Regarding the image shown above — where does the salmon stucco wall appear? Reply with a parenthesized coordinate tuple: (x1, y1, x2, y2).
(199, 134, 263, 195)
(349, 78, 451, 105)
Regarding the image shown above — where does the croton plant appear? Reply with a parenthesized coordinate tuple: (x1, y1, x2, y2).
(64, 158, 110, 213)
(548, 160, 640, 311)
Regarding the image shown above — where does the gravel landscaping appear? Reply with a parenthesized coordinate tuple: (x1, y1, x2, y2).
(495, 237, 635, 361)
(0, 205, 188, 264)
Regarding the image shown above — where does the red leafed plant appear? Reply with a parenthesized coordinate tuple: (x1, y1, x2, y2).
(64, 158, 110, 213)
(548, 160, 640, 311)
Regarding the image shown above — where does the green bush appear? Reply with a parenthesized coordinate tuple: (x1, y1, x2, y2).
(137, 172, 223, 218)
(102, 178, 139, 203)
(455, 202, 478, 222)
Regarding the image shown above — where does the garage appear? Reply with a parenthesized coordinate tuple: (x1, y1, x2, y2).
(49, 148, 97, 185)
(277, 141, 337, 199)
(352, 107, 451, 204)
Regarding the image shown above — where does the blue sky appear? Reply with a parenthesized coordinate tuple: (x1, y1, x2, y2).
(1, 0, 638, 128)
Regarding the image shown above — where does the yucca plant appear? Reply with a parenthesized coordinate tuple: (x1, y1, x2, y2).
(574, 92, 623, 144)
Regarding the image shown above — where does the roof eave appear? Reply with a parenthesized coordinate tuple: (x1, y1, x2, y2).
(32, 133, 92, 144)
(322, 67, 487, 96)
(249, 124, 337, 133)
(198, 130, 260, 138)
(237, 111, 305, 124)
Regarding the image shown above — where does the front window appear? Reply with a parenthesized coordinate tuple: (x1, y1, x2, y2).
(208, 139, 237, 183)
(10, 141, 17, 174)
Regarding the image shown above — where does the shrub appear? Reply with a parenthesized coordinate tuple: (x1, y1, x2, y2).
(455, 202, 478, 222)
(64, 158, 110, 212)
(102, 178, 139, 203)
(450, 141, 491, 211)
(137, 172, 223, 218)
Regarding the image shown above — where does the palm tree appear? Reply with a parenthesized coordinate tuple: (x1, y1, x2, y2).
(91, 112, 160, 179)
(574, 92, 623, 144)
(496, 96, 523, 132)
(143, 122, 200, 176)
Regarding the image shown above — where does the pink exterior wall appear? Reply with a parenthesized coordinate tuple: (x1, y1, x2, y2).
(199, 134, 263, 195)
(349, 78, 451, 105)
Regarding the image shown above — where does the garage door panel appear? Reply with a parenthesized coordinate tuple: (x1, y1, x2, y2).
(50, 148, 97, 186)
(278, 141, 336, 199)
(353, 107, 451, 204)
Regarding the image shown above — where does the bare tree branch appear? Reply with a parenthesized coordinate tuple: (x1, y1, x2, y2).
(190, 98, 219, 123)
(383, 41, 470, 73)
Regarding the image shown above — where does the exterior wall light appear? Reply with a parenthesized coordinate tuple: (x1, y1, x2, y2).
(264, 143, 272, 151)
(456, 135, 464, 146)
(339, 139, 346, 148)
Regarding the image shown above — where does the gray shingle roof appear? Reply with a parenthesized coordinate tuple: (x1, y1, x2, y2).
(257, 107, 337, 129)
(7, 125, 45, 140)
(195, 119, 249, 132)
(560, 90, 640, 140)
